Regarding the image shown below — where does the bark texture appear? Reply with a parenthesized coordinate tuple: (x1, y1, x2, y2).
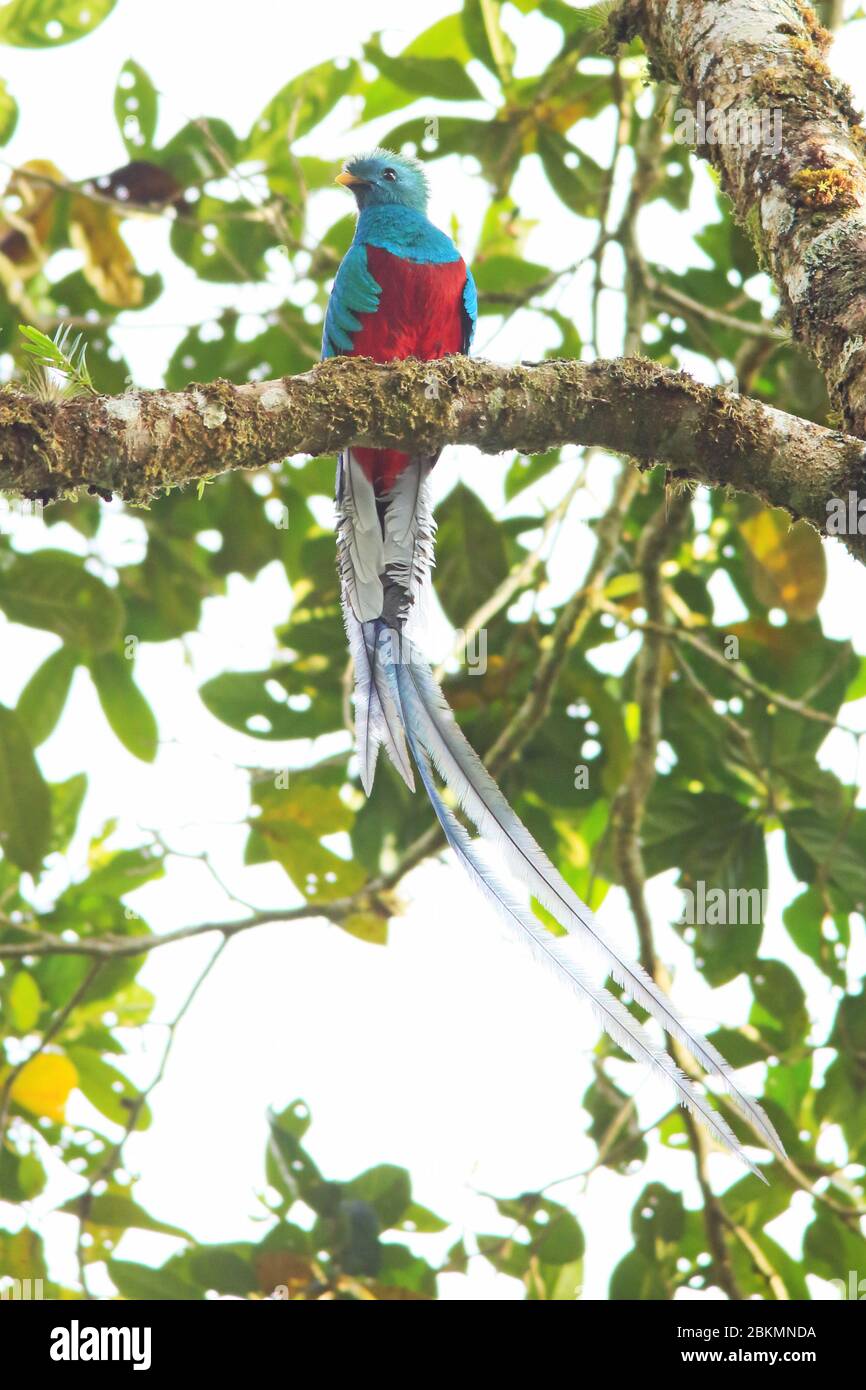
(613, 0, 866, 437)
(1, 355, 865, 559)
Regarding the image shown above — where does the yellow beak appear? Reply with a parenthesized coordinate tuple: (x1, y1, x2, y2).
(335, 171, 368, 187)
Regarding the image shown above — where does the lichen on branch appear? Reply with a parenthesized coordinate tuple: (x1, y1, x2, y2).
(611, 0, 866, 439)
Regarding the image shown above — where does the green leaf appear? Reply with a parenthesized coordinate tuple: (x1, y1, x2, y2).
(0, 77, 18, 143)
(583, 1074, 648, 1171)
(19, 322, 95, 395)
(63, 1191, 189, 1238)
(114, 59, 158, 156)
(0, 0, 118, 47)
(563, 0, 618, 32)
(435, 483, 509, 627)
(158, 116, 238, 188)
(342, 1165, 411, 1231)
(537, 127, 605, 218)
(784, 807, 866, 912)
(66, 1046, 151, 1130)
(845, 655, 866, 703)
(505, 448, 562, 500)
(188, 1246, 258, 1297)
(170, 194, 276, 284)
(0, 1226, 47, 1282)
(206, 474, 278, 577)
(48, 773, 88, 854)
(399, 1201, 448, 1234)
(108, 1258, 202, 1301)
(248, 769, 365, 902)
(121, 531, 212, 642)
(473, 253, 551, 301)
(783, 886, 849, 986)
(362, 17, 475, 120)
(8, 969, 42, 1031)
(14, 1152, 46, 1200)
(644, 786, 761, 881)
(16, 646, 77, 746)
(71, 844, 164, 900)
(244, 60, 358, 163)
(363, 40, 481, 105)
(804, 1207, 866, 1286)
(610, 1248, 670, 1299)
(88, 653, 158, 762)
(631, 1183, 686, 1252)
(748, 959, 809, 1049)
(0, 550, 124, 652)
(462, 0, 515, 83)
(815, 995, 866, 1159)
(199, 666, 339, 741)
(0, 704, 51, 874)
(339, 910, 388, 946)
(265, 1101, 324, 1208)
(373, 1242, 437, 1296)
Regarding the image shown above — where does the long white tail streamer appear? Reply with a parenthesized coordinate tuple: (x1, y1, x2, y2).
(374, 625, 784, 1170)
(381, 639, 770, 1182)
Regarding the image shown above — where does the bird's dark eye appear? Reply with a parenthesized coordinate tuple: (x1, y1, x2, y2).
(382, 168, 397, 181)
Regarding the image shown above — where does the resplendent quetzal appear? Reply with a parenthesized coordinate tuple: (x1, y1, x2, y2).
(324, 149, 784, 1178)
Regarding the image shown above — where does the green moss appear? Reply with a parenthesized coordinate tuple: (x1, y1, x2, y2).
(744, 204, 769, 272)
(753, 65, 801, 102)
(787, 34, 831, 81)
(790, 165, 859, 211)
(797, 3, 833, 53)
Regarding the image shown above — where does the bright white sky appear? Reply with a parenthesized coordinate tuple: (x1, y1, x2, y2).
(1, 0, 866, 1301)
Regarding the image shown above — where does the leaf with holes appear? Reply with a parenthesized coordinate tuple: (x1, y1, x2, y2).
(0, 0, 118, 48)
(114, 59, 158, 156)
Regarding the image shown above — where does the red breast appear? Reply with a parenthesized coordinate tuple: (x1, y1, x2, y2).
(349, 246, 467, 491)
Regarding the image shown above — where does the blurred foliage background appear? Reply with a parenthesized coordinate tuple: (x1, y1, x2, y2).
(0, 0, 865, 1300)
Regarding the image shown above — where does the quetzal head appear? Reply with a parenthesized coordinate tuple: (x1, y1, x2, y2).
(336, 147, 429, 213)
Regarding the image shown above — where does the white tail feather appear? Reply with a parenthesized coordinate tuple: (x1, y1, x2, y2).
(388, 633, 784, 1163)
(336, 449, 384, 622)
(385, 648, 768, 1182)
(382, 460, 436, 637)
(342, 607, 414, 793)
(334, 447, 782, 1174)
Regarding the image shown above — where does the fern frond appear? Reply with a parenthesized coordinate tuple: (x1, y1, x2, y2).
(19, 323, 96, 399)
(571, 0, 619, 33)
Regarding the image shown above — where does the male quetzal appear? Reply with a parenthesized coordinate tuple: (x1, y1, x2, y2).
(324, 149, 784, 1178)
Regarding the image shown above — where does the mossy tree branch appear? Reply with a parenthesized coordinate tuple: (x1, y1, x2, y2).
(2, 353, 865, 560)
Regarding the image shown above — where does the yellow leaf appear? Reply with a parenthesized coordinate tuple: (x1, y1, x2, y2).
(11, 1053, 78, 1123)
(254, 1250, 316, 1297)
(740, 508, 826, 621)
(341, 911, 388, 946)
(70, 196, 143, 308)
(0, 158, 64, 281)
(259, 783, 353, 835)
(537, 98, 591, 134)
(366, 1282, 432, 1300)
